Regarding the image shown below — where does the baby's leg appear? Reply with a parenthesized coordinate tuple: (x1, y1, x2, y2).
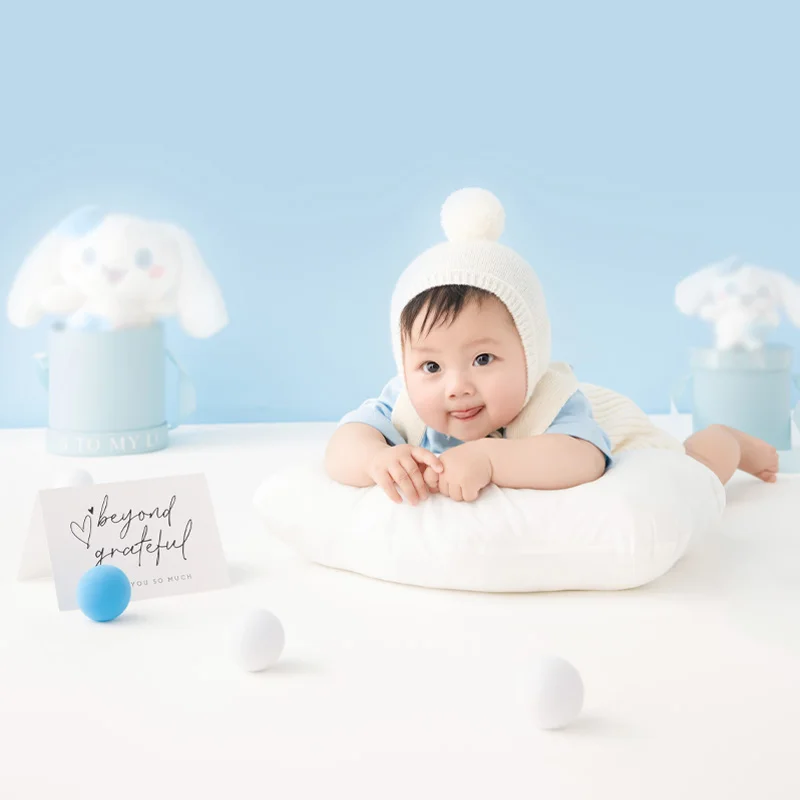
(683, 424, 778, 486)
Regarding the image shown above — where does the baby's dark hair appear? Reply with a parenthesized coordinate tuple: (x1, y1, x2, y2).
(400, 285, 494, 344)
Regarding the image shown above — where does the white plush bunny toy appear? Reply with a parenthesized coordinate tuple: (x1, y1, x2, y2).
(675, 256, 800, 351)
(7, 206, 228, 337)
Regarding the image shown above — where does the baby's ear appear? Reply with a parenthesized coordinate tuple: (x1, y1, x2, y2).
(160, 223, 228, 338)
(675, 262, 726, 316)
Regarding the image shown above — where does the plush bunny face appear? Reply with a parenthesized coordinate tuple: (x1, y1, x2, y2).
(7, 207, 228, 338)
(58, 215, 181, 306)
(676, 258, 800, 350)
(697, 266, 782, 330)
(709, 266, 779, 312)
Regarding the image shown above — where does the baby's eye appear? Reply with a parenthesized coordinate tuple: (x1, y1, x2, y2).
(81, 247, 97, 266)
(134, 248, 154, 268)
(474, 353, 494, 367)
(421, 361, 440, 374)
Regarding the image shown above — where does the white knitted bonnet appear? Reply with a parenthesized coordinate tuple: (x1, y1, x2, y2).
(388, 188, 686, 455)
(390, 187, 551, 402)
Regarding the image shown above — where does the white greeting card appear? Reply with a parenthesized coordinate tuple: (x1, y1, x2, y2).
(19, 473, 229, 610)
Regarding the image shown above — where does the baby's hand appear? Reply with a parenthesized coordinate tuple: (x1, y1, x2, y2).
(437, 441, 493, 502)
(422, 465, 441, 495)
(368, 445, 444, 505)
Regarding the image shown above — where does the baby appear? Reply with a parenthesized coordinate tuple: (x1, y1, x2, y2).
(326, 188, 779, 504)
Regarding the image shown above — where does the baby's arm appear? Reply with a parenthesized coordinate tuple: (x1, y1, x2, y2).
(479, 434, 606, 490)
(325, 423, 443, 504)
(325, 423, 391, 487)
(480, 389, 611, 490)
(325, 376, 406, 488)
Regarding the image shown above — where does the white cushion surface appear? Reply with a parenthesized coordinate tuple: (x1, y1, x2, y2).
(253, 449, 725, 592)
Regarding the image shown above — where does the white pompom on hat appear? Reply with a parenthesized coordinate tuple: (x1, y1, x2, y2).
(390, 187, 551, 404)
(440, 187, 506, 242)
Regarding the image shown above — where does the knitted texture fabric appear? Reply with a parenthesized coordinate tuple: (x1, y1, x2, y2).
(390, 239, 554, 407)
(578, 384, 685, 454)
(389, 188, 684, 455)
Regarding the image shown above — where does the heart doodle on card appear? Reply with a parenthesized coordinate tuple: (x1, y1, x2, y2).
(88, 507, 94, 515)
(70, 514, 92, 549)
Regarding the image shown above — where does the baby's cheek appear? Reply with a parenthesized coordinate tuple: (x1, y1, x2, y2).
(409, 391, 442, 427)
(416, 401, 439, 426)
(492, 386, 525, 426)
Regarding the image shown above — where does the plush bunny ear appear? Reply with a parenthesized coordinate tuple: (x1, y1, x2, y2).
(674, 257, 739, 316)
(774, 272, 800, 327)
(675, 265, 720, 316)
(164, 223, 228, 338)
(6, 206, 103, 328)
(6, 229, 70, 327)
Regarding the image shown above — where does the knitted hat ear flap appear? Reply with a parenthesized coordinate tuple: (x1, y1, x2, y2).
(391, 385, 426, 447)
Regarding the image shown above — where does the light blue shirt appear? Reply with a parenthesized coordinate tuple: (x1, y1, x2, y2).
(338, 375, 614, 471)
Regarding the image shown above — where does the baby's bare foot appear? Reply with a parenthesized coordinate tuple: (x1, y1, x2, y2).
(723, 425, 779, 482)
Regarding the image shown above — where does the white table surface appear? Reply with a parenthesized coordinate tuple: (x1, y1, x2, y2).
(2, 416, 800, 800)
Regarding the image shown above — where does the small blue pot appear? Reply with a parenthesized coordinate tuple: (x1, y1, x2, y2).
(685, 345, 798, 451)
(673, 344, 800, 473)
(35, 322, 195, 457)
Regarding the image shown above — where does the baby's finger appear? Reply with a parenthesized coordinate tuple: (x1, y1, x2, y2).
(422, 466, 439, 491)
(389, 463, 420, 505)
(376, 472, 402, 504)
(463, 484, 480, 503)
(438, 474, 450, 499)
(412, 447, 444, 473)
(401, 457, 429, 502)
(449, 483, 464, 502)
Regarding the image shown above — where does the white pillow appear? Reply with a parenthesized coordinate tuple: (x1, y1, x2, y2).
(253, 449, 725, 592)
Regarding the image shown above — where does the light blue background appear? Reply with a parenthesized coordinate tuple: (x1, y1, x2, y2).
(1, 0, 799, 428)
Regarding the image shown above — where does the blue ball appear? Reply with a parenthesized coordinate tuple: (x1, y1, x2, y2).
(76, 565, 131, 622)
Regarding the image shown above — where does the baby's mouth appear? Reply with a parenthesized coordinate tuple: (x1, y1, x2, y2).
(449, 405, 484, 421)
(103, 266, 126, 285)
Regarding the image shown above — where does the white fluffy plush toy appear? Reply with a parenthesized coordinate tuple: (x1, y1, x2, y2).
(675, 256, 800, 351)
(7, 206, 228, 337)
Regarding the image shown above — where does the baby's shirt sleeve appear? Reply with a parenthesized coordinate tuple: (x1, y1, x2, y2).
(336, 375, 408, 446)
(544, 390, 614, 470)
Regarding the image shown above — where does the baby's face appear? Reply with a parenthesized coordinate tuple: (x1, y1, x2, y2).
(402, 294, 527, 441)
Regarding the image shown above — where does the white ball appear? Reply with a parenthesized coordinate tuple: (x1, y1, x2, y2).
(234, 608, 285, 672)
(530, 655, 584, 730)
(51, 468, 94, 489)
(440, 187, 505, 243)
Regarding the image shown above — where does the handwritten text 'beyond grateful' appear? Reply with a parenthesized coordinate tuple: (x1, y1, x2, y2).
(68, 494, 192, 568)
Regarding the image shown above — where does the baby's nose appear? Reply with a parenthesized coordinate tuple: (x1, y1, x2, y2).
(447, 373, 475, 396)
